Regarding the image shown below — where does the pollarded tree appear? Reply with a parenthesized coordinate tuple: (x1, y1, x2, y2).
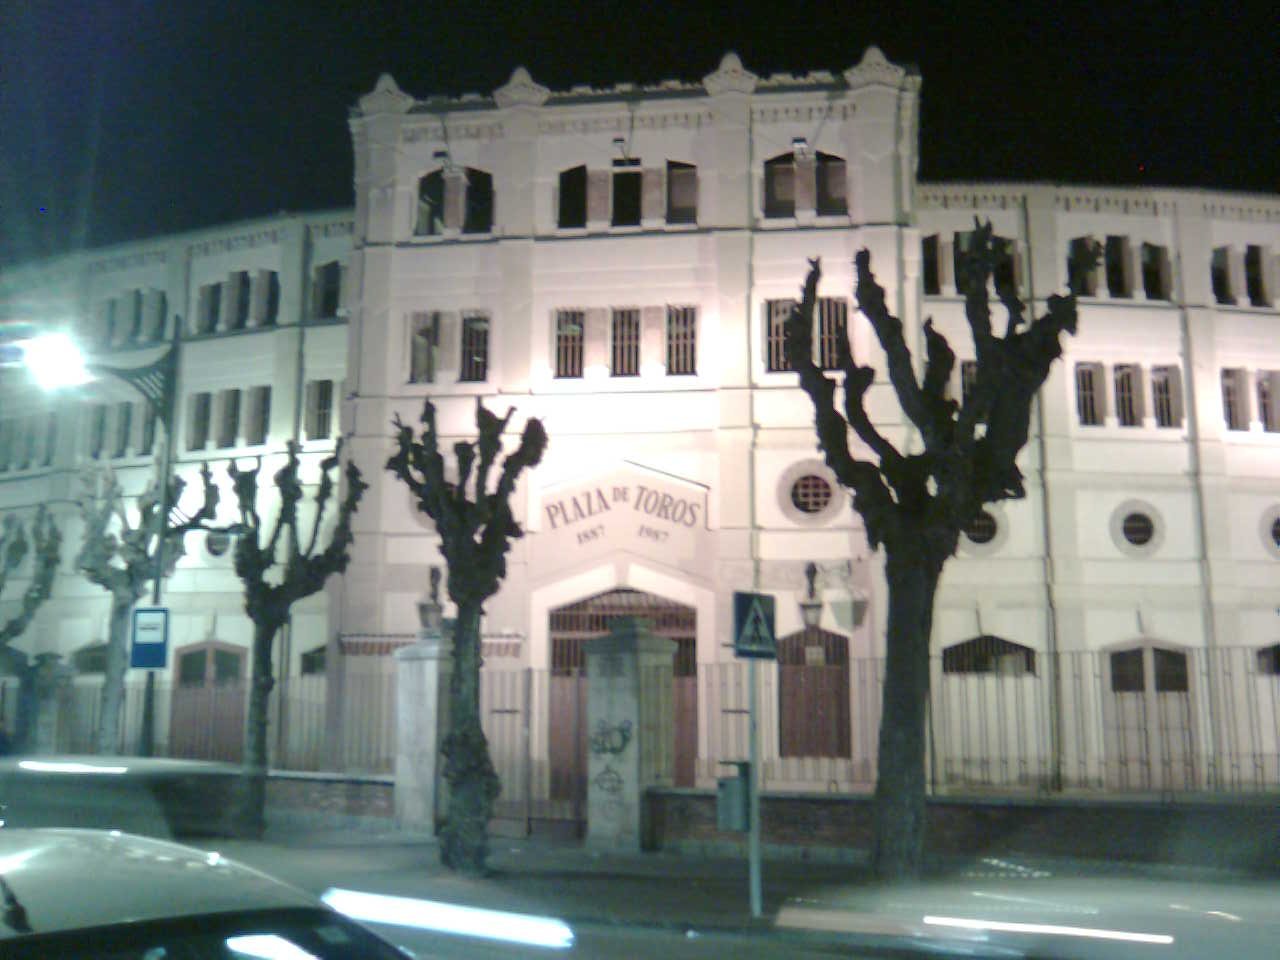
(77, 464, 220, 753)
(387, 398, 547, 874)
(225, 440, 367, 835)
(784, 222, 1094, 880)
(0, 506, 62, 746)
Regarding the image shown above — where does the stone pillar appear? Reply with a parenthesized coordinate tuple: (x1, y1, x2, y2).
(394, 575, 453, 834)
(584, 617, 676, 852)
(32, 654, 72, 755)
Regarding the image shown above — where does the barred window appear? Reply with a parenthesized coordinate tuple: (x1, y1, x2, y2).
(1151, 365, 1182, 428)
(817, 297, 848, 371)
(943, 635, 1035, 675)
(1222, 368, 1248, 430)
(611, 309, 640, 377)
(460, 313, 489, 382)
(1259, 371, 1280, 432)
(1114, 364, 1141, 427)
(304, 379, 334, 441)
(409, 312, 438, 384)
(765, 299, 795, 372)
(666, 306, 697, 376)
(555, 310, 584, 379)
(1075, 362, 1103, 425)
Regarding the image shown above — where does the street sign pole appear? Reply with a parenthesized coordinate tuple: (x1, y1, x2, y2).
(748, 656, 761, 918)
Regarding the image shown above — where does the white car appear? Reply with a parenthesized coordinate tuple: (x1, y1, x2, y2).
(0, 828, 411, 958)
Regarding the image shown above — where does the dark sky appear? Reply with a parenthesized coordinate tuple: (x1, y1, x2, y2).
(2, 1, 1276, 267)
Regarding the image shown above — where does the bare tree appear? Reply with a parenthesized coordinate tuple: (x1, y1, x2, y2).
(785, 222, 1093, 880)
(225, 440, 366, 835)
(77, 463, 220, 753)
(386, 398, 547, 874)
(0, 506, 61, 646)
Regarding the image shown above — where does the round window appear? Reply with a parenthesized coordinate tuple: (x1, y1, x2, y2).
(1122, 512, 1155, 546)
(205, 531, 231, 557)
(964, 510, 998, 544)
(790, 475, 833, 514)
(1271, 516, 1280, 549)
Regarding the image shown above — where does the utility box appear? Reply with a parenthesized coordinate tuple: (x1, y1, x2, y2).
(716, 761, 750, 832)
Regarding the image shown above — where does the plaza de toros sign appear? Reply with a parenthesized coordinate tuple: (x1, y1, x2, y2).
(531, 465, 711, 576)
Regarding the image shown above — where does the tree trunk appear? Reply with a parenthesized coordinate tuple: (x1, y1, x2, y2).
(439, 599, 499, 874)
(95, 596, 135, 755)
(872, 552, 940, 881)
(243, 616, 281, 838)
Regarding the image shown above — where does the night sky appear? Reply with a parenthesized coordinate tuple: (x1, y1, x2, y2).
(2, 1, 1276, 267)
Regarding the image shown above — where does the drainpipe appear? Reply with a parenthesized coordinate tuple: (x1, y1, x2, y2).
(1170, 200, 1223, 789)
(1022, 193, 1064, 792)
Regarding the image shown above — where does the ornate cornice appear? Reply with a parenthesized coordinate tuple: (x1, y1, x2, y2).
(703, 52, 758, 96)
(86, 249, 168, 276)
(752, 103, 854, 125)
(188, 228, 282, 258)
(494, 67, 550, 109)
(402, 121, 505, 144)
(844, 46, 911, 90)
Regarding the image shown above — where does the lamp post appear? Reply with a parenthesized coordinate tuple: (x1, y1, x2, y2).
(19, 323, 181, 756)
(799, 561, 822, 631)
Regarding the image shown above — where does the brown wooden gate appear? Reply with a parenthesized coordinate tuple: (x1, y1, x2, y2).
(548, 589, 697, 828)
(777, 627, 851, 758)
(170, 641, 246, 762)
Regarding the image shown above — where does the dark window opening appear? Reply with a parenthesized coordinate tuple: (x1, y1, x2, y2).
(817, 298, 848, 371)
(416, 170, 445, 236)
(1245, 245, 1269, 306)
(1114, 364, 1141, 427)
(1153, 648, 1189, 692)
(992, 237, 1017, 292)
(1076, 363, 1103, 425)
(213, 649, 241, 686)
(964, 510, 998, 544)
(459, 313, 489, 382)
(558, 166, 587, 229)
(1110, 649, 1144, 692)
(815, 152, 847, 216)
(1142, 244, 1171, 300)
(1260, 373, 1278, 432)
(1069, 238, 1098, 296)
(113, 402, 132, 458)
(409, 312, 439, 384)
(89, 404, 107, 459)
(188, 393, 211, 451)
(263, 272, 280, 325)
(1122, 512, 1155, 546)
(1151, 366, 1181, 428)
(1257, 644, 1280, 675)
(179, 650, 207, 687)
(611, 308, 640, 377)
(789, 475, 832, 514)
(72, 644, 108, 674)
(943, 635, 1036, 675)
(611, 161, 642, 227)
(314, 262, 341, 319)
(301, 645, 327, 676)
(1105, 236, 1131, 297)
(1271, 516, 1280, 549)
(922, 235, 940, 295)
(229, 272, 250, 330)
(666, 161, 697, 224)
(216, 389, 240, 449)
(1222, 368, 1248, 430)
(555, 310, 584, 378)
(463, 168, 494, 234)
(1211, 247, 1234, 304)
(763, 153, 795, 218)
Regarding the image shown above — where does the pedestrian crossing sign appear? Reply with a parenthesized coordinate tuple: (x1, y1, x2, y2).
(733, 591, 776, 659)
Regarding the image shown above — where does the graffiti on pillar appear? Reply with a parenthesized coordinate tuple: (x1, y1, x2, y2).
(592, 765, 624, 795)
(589, 718, 632, 756)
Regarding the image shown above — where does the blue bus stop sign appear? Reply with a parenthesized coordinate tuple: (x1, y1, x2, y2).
(131, 607, 169, 669)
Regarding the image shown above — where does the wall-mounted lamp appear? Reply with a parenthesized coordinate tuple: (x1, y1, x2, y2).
(791, 136, 809, 157)
(612, 136, 627, 155)
(799, 561, 822, 630)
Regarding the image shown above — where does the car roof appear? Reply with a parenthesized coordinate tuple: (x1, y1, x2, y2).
(0, 828, 316, 939)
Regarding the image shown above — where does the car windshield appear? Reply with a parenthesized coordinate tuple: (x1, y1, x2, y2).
(0, 908, 407, 960)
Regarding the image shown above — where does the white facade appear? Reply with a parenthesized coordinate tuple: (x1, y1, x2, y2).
(2, 49, 1278, 789)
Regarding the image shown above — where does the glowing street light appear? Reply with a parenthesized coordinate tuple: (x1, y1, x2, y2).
(13, 333, 91, 390)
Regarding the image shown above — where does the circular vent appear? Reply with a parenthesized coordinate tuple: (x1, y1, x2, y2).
(790, 475, 833, 514)
(1122, 512, 1155, 546)
(964, 510, 998, 544)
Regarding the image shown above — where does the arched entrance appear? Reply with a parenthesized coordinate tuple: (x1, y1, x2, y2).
(1102, 642, 1197, 791)
(547, 588, 697, 824)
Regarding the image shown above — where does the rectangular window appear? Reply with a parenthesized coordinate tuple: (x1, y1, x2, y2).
(1069, 237, 1098, 296)
(89, 404, 108, 458)
(1150, 365, 1182, 428)
(1257, 371, 1280, 433)
(262, 271, 280, 325)
(17, 418, 35, 470)
(137, 402, 156, 457)
(666, 306, 697, 376)
(216, 389, 241, 448)
(1141, 243, 1171, 299)
(305, 379, 334, 441)
(554, 310, 584, 378)
(992, 237, 1017, 292)
(1211, 247, 1234, 304)
(114, 401, 133, 458)
(1104, 236, 1131, 297)
(558, 166, 587, 229)
(125, 290, 144, 342)
(462, 169, 494, 234)
(666, 161, 697, 224)
(921, 235, 940, 295)
(611, 160, 641, 227)
(1114, 364, 1141, 427)
(459, 313, 489, 382)
(1075, 362, 1103, 425)
(815, 153, 847, 216)
(188, 393, 212, 450)
(817, 297, 848, 371)
(960, 360, 979, 405)
(0, 421, 11, 472)
(409, 311, 439, 384)
(1245, 245, 1269, 306)
(416, 170, 444, 236)
(228, 272, 250, 330)
(763, 154, 795, 218)
(765, 299, 795, 372)
(313, 262, 341, 319)
(246, 386, 271, 445)
(41, 413, 58, 467)
(198, 282, 221, 333)
(1221, 368, 1248, 430)
(611, 308, 640, 377)
(144, 290, 168, 342)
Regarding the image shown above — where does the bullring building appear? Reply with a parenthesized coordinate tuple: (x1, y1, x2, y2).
(1, 49, 1278, 828)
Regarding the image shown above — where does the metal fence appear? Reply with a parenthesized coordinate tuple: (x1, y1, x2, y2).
(22, 644, 1280, 802)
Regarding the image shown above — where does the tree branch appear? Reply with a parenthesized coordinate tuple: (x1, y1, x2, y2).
(854, 250, 930, 436)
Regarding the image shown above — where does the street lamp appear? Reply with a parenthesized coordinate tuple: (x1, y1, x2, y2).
(799, 561, 822, 630)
